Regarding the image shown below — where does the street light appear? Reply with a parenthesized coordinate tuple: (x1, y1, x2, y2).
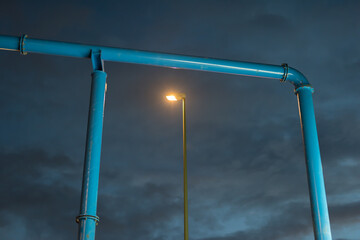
(166, 93, 188, 240)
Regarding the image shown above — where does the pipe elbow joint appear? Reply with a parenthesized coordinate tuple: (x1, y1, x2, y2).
(285, 66, 311, 89)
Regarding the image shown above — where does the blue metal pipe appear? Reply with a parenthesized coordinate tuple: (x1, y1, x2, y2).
(77, 69, 107, 240)
(0, 35, 308, 87)
(296, 86, 332, 240)
(0, 34, 332, 239)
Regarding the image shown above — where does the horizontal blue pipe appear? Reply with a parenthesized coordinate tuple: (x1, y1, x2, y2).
(0, 35, 308, 87)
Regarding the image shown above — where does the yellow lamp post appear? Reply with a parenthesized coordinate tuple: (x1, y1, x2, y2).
(166, 93, 188, 240)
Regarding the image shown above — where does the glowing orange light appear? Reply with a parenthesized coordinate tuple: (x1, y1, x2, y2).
(166, 95, 178, 101)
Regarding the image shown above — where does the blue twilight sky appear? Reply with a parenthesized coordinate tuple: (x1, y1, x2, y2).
(0, 1, 360, 240)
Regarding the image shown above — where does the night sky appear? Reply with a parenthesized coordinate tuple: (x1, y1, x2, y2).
(1, 1, 360, 240)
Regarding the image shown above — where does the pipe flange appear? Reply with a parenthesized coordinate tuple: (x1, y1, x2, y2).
(19, 34, 28, 55)
(280, 63, 288, 82)
(76, 214, 100, 225)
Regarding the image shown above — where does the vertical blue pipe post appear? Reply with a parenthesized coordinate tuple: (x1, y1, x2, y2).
(296, 86, 332, 240)
(77, 51, 107, 240)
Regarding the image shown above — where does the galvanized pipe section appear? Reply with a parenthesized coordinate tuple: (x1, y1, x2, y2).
(77, 70, 107, 240)
(296, 86, 332, 240)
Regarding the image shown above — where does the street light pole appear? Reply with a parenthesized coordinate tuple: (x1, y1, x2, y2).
(166, 93, 188, 240)
(182, 96, 189, 240)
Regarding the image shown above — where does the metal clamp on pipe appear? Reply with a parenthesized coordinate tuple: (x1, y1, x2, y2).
(280, 63, 288, 82)
(19, 34, 28, 55)
(76, 214, 100, 226)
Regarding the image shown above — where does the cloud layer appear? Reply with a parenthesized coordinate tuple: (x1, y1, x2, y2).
(0, 1, 360, 240)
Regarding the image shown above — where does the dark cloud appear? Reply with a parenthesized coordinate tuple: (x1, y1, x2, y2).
(0, 150, 80, 239)
(0, 1, 359, 240)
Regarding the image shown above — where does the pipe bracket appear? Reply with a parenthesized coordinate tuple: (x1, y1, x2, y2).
(76, 214, 100, 226)
(91, 50, 104, 71)
(280, 63, 288, 82)
(19, 34, 28, 55)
